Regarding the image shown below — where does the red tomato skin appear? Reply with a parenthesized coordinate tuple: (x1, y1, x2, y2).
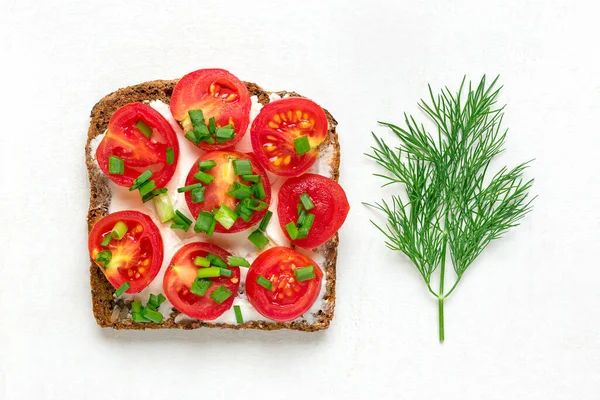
(251, 97, 328, 177)
(246, 247, 323, 321)
(96, 103, 179, 188)
(88, 210, 164, 294)
(278, 174, 349, 249)
(184, 151, 272, 233)
(170, 68, 251, 151)
(162, 242, 240, 320)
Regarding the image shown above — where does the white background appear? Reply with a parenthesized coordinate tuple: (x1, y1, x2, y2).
(1, 0, 599, 399)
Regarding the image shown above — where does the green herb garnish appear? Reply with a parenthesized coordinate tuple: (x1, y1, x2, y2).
(366, 76, 535, 342)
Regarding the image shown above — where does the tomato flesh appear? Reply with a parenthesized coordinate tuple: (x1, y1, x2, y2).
(88, 211, 163, 294)
(251, 97, 328, 176)
(163, 242, 240, 320)
(246, 247, 323, 321)
(96, 103, 179, 188)
(170, 68, 251, 151)
(278, 174, 349, 249)
(185, 151, 271, 233)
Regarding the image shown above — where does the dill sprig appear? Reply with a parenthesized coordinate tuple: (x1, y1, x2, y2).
(366, 76, 535, 342)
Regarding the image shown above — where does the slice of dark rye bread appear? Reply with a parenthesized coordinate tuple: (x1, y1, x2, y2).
(85, 79, 341, 331)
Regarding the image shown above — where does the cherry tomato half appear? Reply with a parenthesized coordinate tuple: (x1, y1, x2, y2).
(185, 151, 271, 233)
(278, 174, 349, 249)
(96, 103, 179, 188)
(246, 247, 323, 321)
(170, 68, 251, 151)
(163, 242, 240, 320)
(251, 97, 328, 176)
(88, 211, 164, 294)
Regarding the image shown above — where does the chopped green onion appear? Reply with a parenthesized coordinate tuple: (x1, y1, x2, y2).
(299, 193, 315, 210)
(207, 217, 217, 236)
(297, 210, 307, 226)
(208, 117, 216, 135)
(243, 198, 268, 211)
(297, 213, 315, 239)
(177, 182, 204, 193)
(194, 123, 210, 139)
(96, 250, 112, 267)
(185, 130, 201, 145)
(166, 147, 175, 165)
(294, 266, 316, 282)
(191, 278, 212, 296)
(293, 135, 311, 155)
(153, 192, 175, 223)
(114, 282, 130, 297)
(219, 268, 232, 277)
(252, 182, 267, 200)
(157, 293, 166, 305)
(228, 182, 254, 200)
(174, 210, 192, 227)
(285, 222, 299, 240)
(138, 180, 156, 197)
(236, 202, 253, 222)
(248, 230, 269, 249)
(233, 159, 252, 175)
(131, 300, 142, 313)
(136, 120, 153, 139)
(141, 307, 163, 323)
(191, 187, 205, 204)
(132, 312, 151, 323)
(194, 170, 215, 185)
(111, 221, 128, 239)
(101, 234, 112, 247)
(204, 134, 215, 145)
(194, 211, 215, 234)
(108, 155, 124, 175)
(197, 267, 221, 279)
(199, 160, 216, 171)
(297, 203, 303, 216)
(215, 204, 238, 230)
(207, 254, 227, 269)
(210, 285, 232, 304)
(147, 294, 159, 310)
(256, 276, 272, 291)
(194, 256, 210, 267)
(215, 125, 235, 144)
(241, 174, 260, 182)
(171, 213, 190, 232)
(142, 187, 167, 203)
(234, 305, 243, 323)
(188, 110, 205, 126)
(227, 256, 250, 268)
(259, 211, 273, 232)
(129, 170, 153, 191)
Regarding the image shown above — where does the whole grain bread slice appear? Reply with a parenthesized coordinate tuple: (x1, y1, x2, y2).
(86, 79, 340, 331)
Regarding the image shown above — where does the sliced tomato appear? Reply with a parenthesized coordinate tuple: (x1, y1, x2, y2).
(246, 247, 323, 321)
(251, 97, 328, 176)
(278, 174, 349, 249)
(88, 211, 163, 294)
(96, 103, 179, 188)
(185, 151, 271, 233)
(163, 242, 240, 320)
(170, 68, 251, 151)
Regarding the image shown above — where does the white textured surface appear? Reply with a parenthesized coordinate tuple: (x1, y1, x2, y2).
(1, 1, 599, 399)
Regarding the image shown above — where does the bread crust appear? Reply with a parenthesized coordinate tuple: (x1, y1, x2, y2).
(86, 79, 340, 331)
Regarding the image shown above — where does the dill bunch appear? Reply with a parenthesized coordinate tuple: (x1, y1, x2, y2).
(366, 76, 535, 342)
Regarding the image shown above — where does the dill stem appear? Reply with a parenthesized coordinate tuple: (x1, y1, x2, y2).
(438, 237, 447, 343)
